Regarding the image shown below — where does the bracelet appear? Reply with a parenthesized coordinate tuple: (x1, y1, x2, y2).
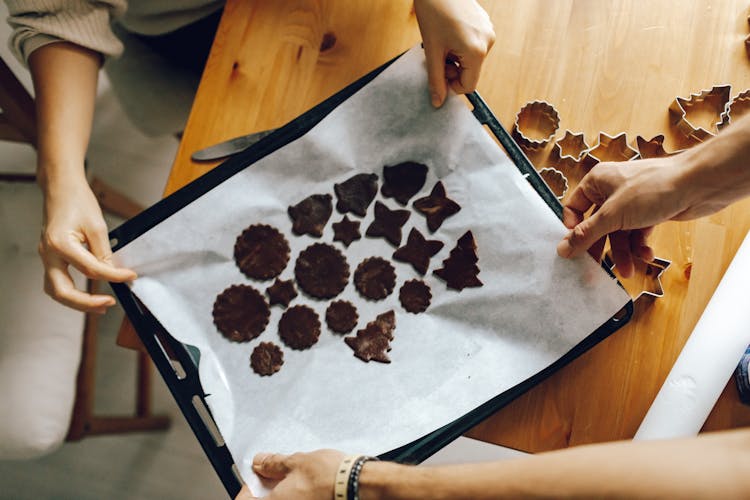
(347, 455, 379, 500)
(334, 455, 362, 500)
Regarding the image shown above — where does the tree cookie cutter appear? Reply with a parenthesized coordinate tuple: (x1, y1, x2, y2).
(718, 89, 750, 130)
(635, 135, 684, 159)
(581, 132, 639, 171)
(602, 253, 671, 313)
(668, 84, 731, 142)
(512, 101, 560, 150)
(538, 167, 568, 200)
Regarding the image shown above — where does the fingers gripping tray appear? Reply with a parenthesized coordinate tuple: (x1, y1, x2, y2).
(109, 47, 633, 497)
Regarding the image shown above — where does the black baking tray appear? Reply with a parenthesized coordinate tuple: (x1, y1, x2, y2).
(110, 51, 633, 498)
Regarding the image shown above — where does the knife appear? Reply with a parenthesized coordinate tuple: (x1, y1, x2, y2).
(191, 128, 278, 161)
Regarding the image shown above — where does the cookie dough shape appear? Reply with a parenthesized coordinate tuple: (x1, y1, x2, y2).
(288, 193, 333, 237)
(334, 173, 378, 216)
(294, 243, 350, 299)
(365, 201, 410, 247)
(399, 279, 432, 314)
(413, 181, 461, 233)
(325, 300, 359, 334)
(332, 216, 361, 247)
(266, 278, 298, 308)
(213, 284, 271, 342)
(392, 228, 444, 275)
(354, 257, 397, 301)
(234, 224, 290, 280)
(344, 310, 396, 363)
(381, 161, 428, 205)
(433, 231, 483, 291)
(250, 342, 284, 376)
(278, 305, 321, 350)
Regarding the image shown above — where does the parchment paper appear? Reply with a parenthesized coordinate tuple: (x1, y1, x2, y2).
(114, 46, 630, 485)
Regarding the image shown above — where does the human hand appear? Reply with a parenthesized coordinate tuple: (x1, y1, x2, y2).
(414, 0, 495, 107)
(236, 450, 344, 500)
(555, 156, 718, 277)
(39, 174, 136, 313)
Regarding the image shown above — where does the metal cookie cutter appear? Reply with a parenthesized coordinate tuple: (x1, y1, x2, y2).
(581, 132, 639, 171)
(718, 89, 750, 130)
(550, 130, 589, 166)
(603, 253, 671, 313)
(538, 167, 569, 200)
(668, 84, 731, 142)
(635, 135, 684, 159)
(512, 101, 560, 150)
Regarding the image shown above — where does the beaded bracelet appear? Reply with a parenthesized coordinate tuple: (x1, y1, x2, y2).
(347, 455, 379, 500)
(334, 455, 362, 500)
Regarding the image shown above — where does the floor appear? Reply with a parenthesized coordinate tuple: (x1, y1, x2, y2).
(0, 8, 525, 499)
(0, 12, 229, 497)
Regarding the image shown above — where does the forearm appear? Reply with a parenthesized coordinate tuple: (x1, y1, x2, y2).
(680, 113, 750, 210)
(360, 429, 750, 499)
(28, 42, 101, 193)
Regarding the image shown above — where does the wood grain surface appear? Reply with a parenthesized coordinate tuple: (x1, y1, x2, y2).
(135, 0, 750, 452)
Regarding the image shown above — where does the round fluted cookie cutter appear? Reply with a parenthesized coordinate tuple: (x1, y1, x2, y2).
(512, 100, 560, 150)
(668, 84, 731, 142)
(537, 167, 568, 200)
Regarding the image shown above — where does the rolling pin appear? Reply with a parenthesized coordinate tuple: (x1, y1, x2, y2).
(634, 229, 750, 440)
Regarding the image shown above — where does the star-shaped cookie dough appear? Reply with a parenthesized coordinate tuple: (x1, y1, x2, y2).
(365, 201, 410, 246)
(266, 278, 298, 308)
(392, 228, 444, 275)
(413, 181, 461, 233)
(332, 215, 361, 247)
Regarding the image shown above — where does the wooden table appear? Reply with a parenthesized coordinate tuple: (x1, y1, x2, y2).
(120, 0, 750, 453)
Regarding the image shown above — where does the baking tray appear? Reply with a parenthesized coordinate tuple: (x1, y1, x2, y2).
(110, 53, 633, 498)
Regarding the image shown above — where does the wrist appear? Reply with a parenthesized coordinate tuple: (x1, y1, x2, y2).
(36, 158, 88, 194)
(358, 461, 397, 500)
(677, 132, 750, 209)
(359, 461, 427, 500)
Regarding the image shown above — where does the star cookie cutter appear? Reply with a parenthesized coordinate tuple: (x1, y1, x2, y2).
(581, 132, 639, 171)
(718, 89, 750, 130)
(538, 167, 569, 200)
(635, 135, 684, 159)
(549, 130, 589, 166)
(668, 84, 731, 142)
(603, 253, 671, 312)
(512, 100, 560, 150)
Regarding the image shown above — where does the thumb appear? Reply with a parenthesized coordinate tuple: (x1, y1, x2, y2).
(557, 208, 618, 259)
(252, 453, 291, 480)
(423, 43, 447, 107)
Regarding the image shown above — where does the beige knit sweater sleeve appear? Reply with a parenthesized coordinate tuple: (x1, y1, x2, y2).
(4, 0, 127, 65)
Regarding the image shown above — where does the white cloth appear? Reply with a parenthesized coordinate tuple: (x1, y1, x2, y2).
(0, 182, 85, 459)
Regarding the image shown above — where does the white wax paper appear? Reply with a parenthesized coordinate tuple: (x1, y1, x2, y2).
(114, 47, 630, 486)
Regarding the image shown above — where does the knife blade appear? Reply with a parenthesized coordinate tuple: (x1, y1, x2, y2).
(191, 128, 278, 161)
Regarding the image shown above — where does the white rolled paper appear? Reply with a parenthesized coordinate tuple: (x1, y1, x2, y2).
(634, 229, 750, 440)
